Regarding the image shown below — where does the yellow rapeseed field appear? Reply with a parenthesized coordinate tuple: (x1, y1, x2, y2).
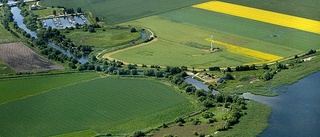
(205, 38, 283, 64)
(193, 1, 320, 34)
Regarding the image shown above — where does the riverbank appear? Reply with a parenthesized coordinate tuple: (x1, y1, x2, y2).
(215, 101, 271, 137)
(243, 71, 320, 136)
(220, 54, 320, 96)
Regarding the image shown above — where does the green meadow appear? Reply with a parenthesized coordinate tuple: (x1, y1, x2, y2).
(63, 28, 140, 51)
(111, 39, 258, 68)
(0, 77, 195, 136)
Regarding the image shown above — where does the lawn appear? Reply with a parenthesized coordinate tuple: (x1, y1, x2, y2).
(39, 0, 209, 24)
(0, 77, 196, 136)
(0, 73, 99, 104)
(221, 0, 320, 21)
(110, 39, 259, 68)
(63, 28, 141, 51)
(0, 24, 18, 44)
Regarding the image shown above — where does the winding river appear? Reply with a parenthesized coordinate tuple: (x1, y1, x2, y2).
(243, 71, 320, 137)
(9, 2, 89, 63)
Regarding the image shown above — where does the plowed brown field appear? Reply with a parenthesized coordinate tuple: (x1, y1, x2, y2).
(0, 42, 63, 72)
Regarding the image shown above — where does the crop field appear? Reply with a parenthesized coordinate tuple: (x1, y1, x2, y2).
(193, 1, 320, 34)
(220, 0, 320, 21)
(205, 39, 283, 65)
(110, 1, 319, 67)
(0, 73, 99, 104)
(63, 28, 140, 51)
(0, 42, 63, 72)
(0, 77, 195, 136)
(40, 0, 209, 24)
(159, 8, 319, 55)
(0, 24, 18, 44)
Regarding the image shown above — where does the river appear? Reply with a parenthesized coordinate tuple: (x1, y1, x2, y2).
(243, 71, 320, 137)
(185, 77, 219, 95)
(9, 2, 89, 63)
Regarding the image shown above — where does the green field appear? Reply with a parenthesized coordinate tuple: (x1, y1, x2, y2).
(159, 7, 320, 55)
(40, 0, 209, 24)
(63, 28, 140, 51)
(0, 24, 18, 44)
(0, 77, 195, 136)
(111, 39, 258, 68)
(0, 73, 99, 104)
(111, 6, 319, 67)
(0, 60, 15, 74)
(221, 0, 320, 21)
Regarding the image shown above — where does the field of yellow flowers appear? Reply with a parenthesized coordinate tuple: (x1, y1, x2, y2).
(193, 1, 320, 34)
(205, 38, 283, 64)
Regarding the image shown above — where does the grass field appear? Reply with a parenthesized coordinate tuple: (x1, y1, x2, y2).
(0, 60, 15, 74)
(0, 73, 99, 104)
(0, 77, 195, 136)
(110, 39, 259, 68)
(63, 28, 140, 51)
(0, 24, 18, 44)
(221, 0, 320, 21)
(193, 1, 320, 34)
(40, 0, 209, 24)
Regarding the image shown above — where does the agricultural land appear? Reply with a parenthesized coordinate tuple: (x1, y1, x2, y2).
(0, 0, 319, 137)
(0, 42, 63, 72)
(40, 0, 209, 24)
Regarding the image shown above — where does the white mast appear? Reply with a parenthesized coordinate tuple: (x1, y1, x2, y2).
(210, 35, 214, 51)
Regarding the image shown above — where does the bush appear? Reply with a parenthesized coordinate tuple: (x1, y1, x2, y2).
(133, 131, 145, 137)
(202, 111, 214, 118)
(208, 118, 217, 124)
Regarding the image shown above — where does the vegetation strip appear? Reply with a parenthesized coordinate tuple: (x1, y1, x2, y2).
(193, 1, 320, 34)
(205, 38, 284, 65)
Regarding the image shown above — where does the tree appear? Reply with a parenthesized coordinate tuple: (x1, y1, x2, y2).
(77, 7, 82, 13)
(181, 66, 188, 71)
(225, 73, 234, 80)
(226, 67, 232, 72)
(95, 17, 100, 22)
(262, 71, 273, 81)
(52, 10, 56, 16)
(133, 131, 145, 137)
(262, 64, 269, 70)
(208, 84, 215, 91)
(130, 27, 137, 33)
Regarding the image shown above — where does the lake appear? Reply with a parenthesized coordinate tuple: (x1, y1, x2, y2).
(243, 71, 320, 137)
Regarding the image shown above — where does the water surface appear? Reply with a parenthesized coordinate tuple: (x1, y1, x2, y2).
(243, 71, 320, 137)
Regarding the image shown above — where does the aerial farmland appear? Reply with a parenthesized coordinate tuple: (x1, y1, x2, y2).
(0, 0, 319, 136)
